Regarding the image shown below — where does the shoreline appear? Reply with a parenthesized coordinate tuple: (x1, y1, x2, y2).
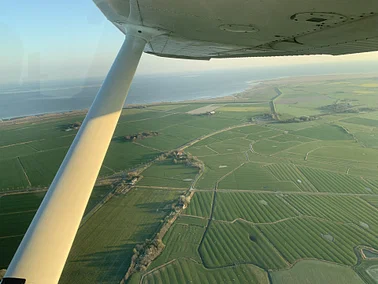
(2, 72, 378, 126)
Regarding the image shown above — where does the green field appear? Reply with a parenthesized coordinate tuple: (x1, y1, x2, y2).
(265, 163, 317, 192)
(200, 220, 288, 269)
(271, 260, 364, 284)
(138, 159, 199, 188)
(297, 166, 378, 194)
(60, 188, 181, 284)
(259, 218, 378, 266)
(184, 191, 213, 218)
(219, 162, 300, 192)
(294, 124, 353, 140)
(0, 185, 112, 268)
(3, 77, 378, 283)
(213, 192, 298, 222)
(138, 258, 269, 284)
(284, 195, 378, 233)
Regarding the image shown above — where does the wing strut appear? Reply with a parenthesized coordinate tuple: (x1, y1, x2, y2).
(3, 28, 150, 284)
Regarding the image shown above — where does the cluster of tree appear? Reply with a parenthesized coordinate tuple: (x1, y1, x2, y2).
(248, 113, 274, 122)
(176, 195, 191, 210)
(123, 131, 158, 141)
(170, 151, 203, 170)
(321, 102, 353, 113)
(127, 238, 165, 274)
(124, 105, 146, 109)
(125, 194, 193, 280)
(62, 121, 82, 131)
(280, 115, 319, 123)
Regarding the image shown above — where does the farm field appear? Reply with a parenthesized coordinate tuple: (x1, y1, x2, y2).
(135, 258, 269, 284)
(60, 188, 181, 284)
(270, 260, 364, 284)
(0, 185, 112, 268)
(137, 159, 199, 188)
(213, 192, 298, 223)
(3, 76, 378, 283)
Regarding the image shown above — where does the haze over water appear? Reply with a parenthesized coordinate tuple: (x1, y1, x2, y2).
(1, 61, 378, 119)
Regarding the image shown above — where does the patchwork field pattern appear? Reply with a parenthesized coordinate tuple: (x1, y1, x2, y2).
(141, 258, 269, 284)
(214, 192, 298, 223)
(200, 220, 288, 269)
(4, 78, 378, 283)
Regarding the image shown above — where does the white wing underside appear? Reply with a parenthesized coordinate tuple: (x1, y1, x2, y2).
(95, 0, 378, 60)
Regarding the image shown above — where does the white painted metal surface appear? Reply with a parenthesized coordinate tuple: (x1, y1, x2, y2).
(95, 0, 378, 59)
(3, 32, 147, 284)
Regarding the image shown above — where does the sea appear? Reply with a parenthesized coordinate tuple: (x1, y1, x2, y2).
(1, 61, 378, 119)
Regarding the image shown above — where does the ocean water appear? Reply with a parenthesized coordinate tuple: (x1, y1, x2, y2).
(1, 61, 378, 119)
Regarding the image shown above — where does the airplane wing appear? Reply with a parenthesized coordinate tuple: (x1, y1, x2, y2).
(95, 0, 378, 59)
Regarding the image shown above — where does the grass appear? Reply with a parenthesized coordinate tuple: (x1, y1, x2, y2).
(269, 134, 314, 143)
(207, 137, 251, 153)
(19, 148, 68, 187)
(309, 145, 378, 163)
(0, 192, 45, 214)
(183, 115, 240, 130)
(217, 104, 270, 113)
(265, 163, 317, 192)
(0, 158, 30, 190)
(104, 142, 160, 172)
(138, 159, 199, 188)
(196, 153, 247, 189)
(298, 166, 378, 194)
(259, 218, 378, 266)
(253, 140, 301, 155)
(184, 191, 213, 218)
(233, 125, 269, 134)
(294, 124, 353, 140)
(28, 135, 75, 151)
(60, 188, 181, 284)
(137, 134, 187, 151)
(342, 117, 378, 128)
(0, 144, 37, 160)
(161, 124, 211, 141)
(190, 130, 245, 148)
(0, 236, 24, 268)
(200, 220, 288, 269)
(284, 195, 378, 233)
(0, 185, 112, 268)
(361, 195, 378, 208)
(219, 162, 301, 192)
(270, 260, 364, 284)
(148, 222, 205, 270)
(246, 129, 283, 141)
(140, 258, 269, 284)
(214, 192, 298, 223)
(186, 145, 219, 156)
(5, 80, 378, 282)
(355, 259, 378, 284)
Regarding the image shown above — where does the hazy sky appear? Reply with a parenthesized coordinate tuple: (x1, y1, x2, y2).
(2, 0, 378, 84)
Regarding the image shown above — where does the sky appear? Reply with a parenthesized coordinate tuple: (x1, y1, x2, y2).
(1, 0, 378, 85)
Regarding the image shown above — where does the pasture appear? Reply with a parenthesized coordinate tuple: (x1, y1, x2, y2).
(219, 162, 300, 192)
(4, 79, 378, 283)
(140, 258, 269, 284)
(200, 220, 288, 269)
(213, 192, 298, 223)
(270, 260, 364, 284)
(60, 188, 181, 284)
(184, 191, 213, 218)
(0, 185, 112, 268)
(259, 218, 378, 266)
(138, 159, 199, 188)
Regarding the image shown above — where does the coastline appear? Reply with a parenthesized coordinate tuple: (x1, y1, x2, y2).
(2, 72, 378, 126)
